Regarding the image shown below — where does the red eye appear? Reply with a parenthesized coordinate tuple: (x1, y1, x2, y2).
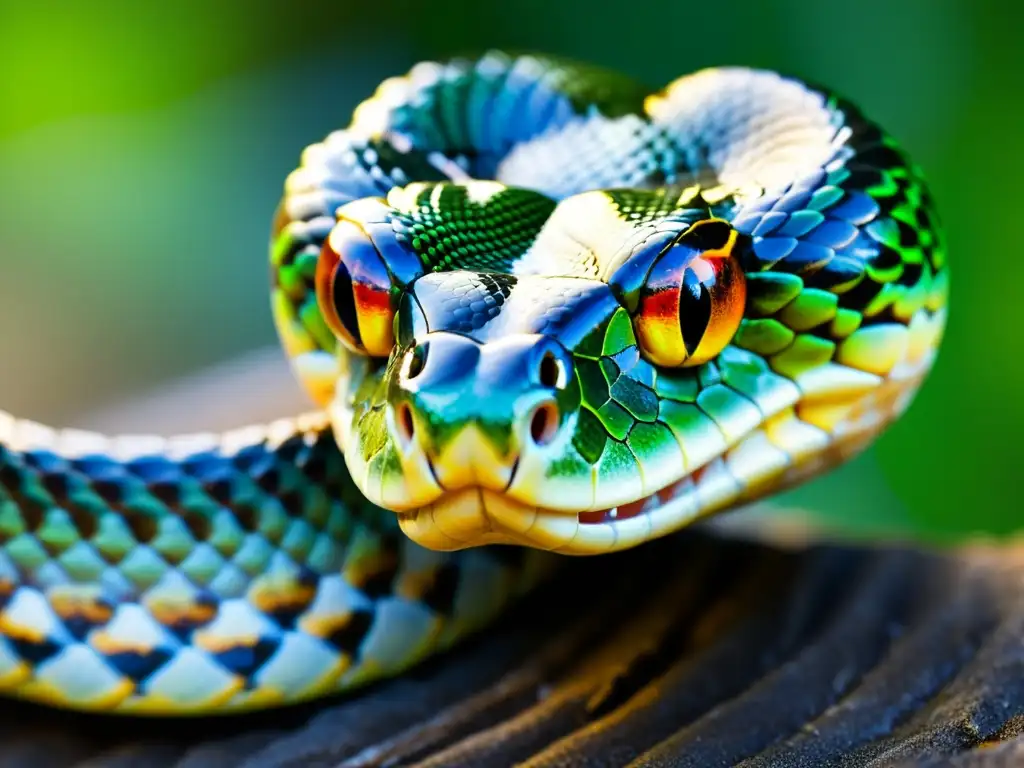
(315, 219, 396, 357)
(634, 219, 746, 368)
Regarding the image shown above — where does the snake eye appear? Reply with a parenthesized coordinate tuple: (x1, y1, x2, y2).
(634, 219, 746, 368)
(315, 219, 396, 357)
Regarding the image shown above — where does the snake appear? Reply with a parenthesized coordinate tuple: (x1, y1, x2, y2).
(0, 52, 946, 715)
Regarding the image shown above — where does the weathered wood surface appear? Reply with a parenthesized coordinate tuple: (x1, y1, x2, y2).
(3, 534, 1023, 767)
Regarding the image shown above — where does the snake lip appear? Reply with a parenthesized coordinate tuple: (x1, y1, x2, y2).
(398, 484, 697, 555)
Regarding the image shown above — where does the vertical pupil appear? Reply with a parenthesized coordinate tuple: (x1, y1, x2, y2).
(679, 268, 712, 357)
(331, 260, 363, 348)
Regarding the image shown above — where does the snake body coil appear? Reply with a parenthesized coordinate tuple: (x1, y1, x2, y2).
(0, 53, 946, 713)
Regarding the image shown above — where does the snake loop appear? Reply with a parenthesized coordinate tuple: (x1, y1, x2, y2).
(0, 52, 946, 714)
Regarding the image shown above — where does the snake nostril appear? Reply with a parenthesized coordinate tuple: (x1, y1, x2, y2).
(538, 350, 567, 389)
(396, 402, 416, 447)
(529, 401, 560, 447)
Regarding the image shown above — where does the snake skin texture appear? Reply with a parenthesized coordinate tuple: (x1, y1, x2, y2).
(0, 51, 946, 714)
(0, 413, 549, 712)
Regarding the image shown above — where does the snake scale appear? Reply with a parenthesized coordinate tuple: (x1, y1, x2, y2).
(0, 52, 946, 715)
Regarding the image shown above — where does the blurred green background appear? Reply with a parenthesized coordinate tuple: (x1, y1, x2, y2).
(0, 0, 1017, 542)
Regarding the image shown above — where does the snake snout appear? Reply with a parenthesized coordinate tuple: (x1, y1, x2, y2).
(388, 332, 575, 493)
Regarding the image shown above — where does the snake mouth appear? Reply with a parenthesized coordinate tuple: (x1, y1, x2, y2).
(395, 468, 722, 555)
(394, 476, 729, 554)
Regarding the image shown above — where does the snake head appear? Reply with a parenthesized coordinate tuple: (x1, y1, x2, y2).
(272, 61, 948, 557)
(313, 183, 776, 553)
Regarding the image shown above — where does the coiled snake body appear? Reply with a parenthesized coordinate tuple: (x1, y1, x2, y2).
(0, 53, 946, 714)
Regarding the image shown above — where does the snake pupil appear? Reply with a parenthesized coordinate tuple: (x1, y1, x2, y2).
(330, 258, 363, 348)
(679, 271, 713, 357)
